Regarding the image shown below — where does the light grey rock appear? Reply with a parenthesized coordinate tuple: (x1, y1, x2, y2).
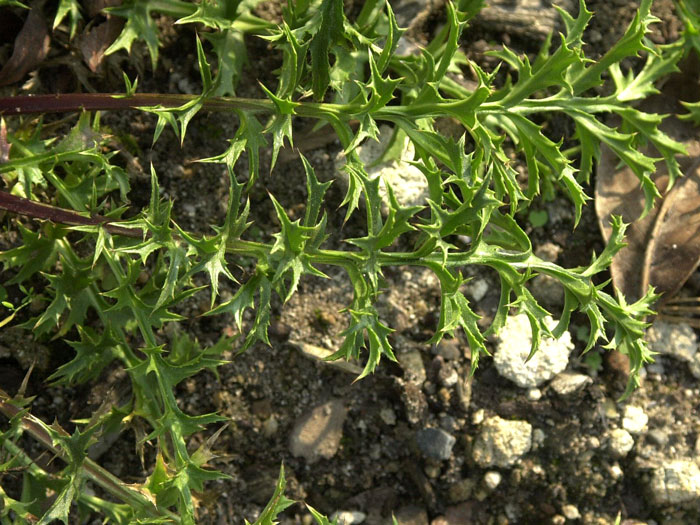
(466, 278, 489, 302)
(401, 349, 427, 385)
(474, 0, 575, 40)
(472, 416, 533, 468)
(380, 407, 397, 426)
(608, 429, 634, 458)
(532, 428, 546, 449)
(331, 510, 366, 525)
(289, 399, 347, 463)
(435, 339, 462, 361)
(530, 274, 564, 308)
(646, 320, 698, 362)
(649, 460, 700, 505)
(416, 427, 456, 460)
(493, 314, 574, 388)
(550, 372, 593, 396)
(456, 367, 472, 412)
(690, 353, 700, 380)
(336, 124, 429, 209)
(622, 405, 648, 435)
(647, 429, 669, 448)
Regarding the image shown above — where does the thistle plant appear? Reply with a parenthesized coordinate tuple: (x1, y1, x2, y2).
(0, 0, 696, 522)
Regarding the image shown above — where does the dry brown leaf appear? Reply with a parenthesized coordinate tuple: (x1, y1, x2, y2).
(84, 0, 122, 18)
(596, 94, 700, 306)
(79, 17, 124, 73)
(0, 6, 50, 87)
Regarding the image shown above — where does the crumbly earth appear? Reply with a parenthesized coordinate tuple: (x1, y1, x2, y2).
(1, 1, 699, 524)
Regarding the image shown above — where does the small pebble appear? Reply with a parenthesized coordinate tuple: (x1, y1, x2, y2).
(526, 388, 542, 401)
(609, 429, 634, 458)
(380, 408, 397, 426)
(484, 471, 502, 490)
(330, 510, 366, 525)
(608, 463, 624, 480)
(622, 405, 648, 434)
(416, 428, 456, 460)
(562, 505, 580, 520)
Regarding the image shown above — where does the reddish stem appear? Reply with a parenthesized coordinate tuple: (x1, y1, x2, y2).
(0, 191, 142, 238)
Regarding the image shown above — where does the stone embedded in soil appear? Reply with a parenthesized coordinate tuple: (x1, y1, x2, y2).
(622, 405, 648, 435)
(472, 416, 533, 468)
(335, 124, 429, 209)
(493, 314, 574, 388)
(401, 349, 427, 385)
(430, 501, 477, 525)
(608, 429, 635, 458)
(448, 478, 475, 503)
(483, 471, 502, 490)
(392, 505, 429, 525)
(649, 460, 700, 505)
(646, 320, 698, 362)
(435, 339, 462, 361)
(561, 504, 581, 520)
(288, 399, 347, 464)
(549, 372, 593, 396)
(330, 510, 366, 525)
(401, 381, 429, 425)
(455, 367, 472, 412)
(416, 427, 456, 460)
(529, 274, 564, 308)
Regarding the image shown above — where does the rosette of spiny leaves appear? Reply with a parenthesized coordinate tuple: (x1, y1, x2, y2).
(205, 0, 670, 393)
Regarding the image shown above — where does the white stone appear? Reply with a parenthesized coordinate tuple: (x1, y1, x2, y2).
(562, 505, 580, 520)
(609, 463, 624, 480)
(467, 279, 490, 302)
(646, 320, 698, 361)
(622, 405, 648, 435)
(608, 429, 634, 458)
(526, 388, 542, 401)
(483, 471, 502, 490)
(336, 124, 429, 209)
(494, 314, 574, 388)
(330, 510, 367, 525)
(649, 460, 700, 505)
(472, 416, 533, 468)
(472, 409, 485, 425)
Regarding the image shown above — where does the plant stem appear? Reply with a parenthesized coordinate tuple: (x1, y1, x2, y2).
(0, 389, 181, 523)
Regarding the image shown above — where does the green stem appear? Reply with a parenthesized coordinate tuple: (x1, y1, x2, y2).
(0, 390, 180, 523)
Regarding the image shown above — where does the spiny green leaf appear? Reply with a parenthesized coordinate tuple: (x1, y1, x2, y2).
(105, 2, 161, 70)
(568, 0, 659, 94)
(568, 108, 660, 216)
(250, 465, 295, 525)
(309, 0, 345, 100)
